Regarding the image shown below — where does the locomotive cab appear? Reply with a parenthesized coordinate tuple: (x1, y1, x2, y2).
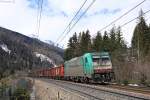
(92, 52, 113, 82)
(82, 52, 113, 82)
(92, 53, 112, 73)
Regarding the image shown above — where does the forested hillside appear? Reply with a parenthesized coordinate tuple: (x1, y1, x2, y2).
(64, 10, 150, 85)
(0, 27, 64, 79)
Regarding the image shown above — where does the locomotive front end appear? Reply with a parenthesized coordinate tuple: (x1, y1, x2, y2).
(92, 52, 113, 82)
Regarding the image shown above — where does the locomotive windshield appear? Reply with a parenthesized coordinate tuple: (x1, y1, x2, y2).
(93, 57, 100, 66)
(92, 55, 100, 65)
(100, 57, 111, 66)
(93, 56, 111, 66)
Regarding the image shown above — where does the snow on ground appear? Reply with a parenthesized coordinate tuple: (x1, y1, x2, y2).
(128, 84, 139, 87)
(0, 43, 11, 54)
(34, 52, 57, 67)
(44, 40, 55, 45)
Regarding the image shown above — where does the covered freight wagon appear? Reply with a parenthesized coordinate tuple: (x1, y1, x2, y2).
(64, 57, 84, 77)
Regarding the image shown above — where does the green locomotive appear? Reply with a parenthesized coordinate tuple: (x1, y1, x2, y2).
(64, 52, 113, 82)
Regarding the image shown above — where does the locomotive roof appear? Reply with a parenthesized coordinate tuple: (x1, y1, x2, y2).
(65, 52, 110, 63)
(92, 52, 109, 56)
(65, 56, 81, 63)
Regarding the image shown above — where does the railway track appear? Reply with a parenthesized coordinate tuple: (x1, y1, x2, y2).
(43, 79, 103, 100)
(41, 78, 150, 100)
(105, 84, 150, 95)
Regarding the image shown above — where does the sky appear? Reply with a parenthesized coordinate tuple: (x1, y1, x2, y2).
(0, 0, 150, 48)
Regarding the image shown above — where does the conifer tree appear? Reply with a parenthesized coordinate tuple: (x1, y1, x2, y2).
(102, 31, 110, 52)
(72, 32, 79, 57)
(116, 26, 126, 51)
(80, 30, 91, 54)
(64, 32, 78, 60)
(109, 26, 117, 52)
(76, 32, 82, 56)
(116, 26, 122, 45)
(132, 10, 149, 60)
(64, 37, 73, 60)
(93, 31, 102, 51)
(85, 30, 92, 51)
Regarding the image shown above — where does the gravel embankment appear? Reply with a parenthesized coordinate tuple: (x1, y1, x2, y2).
(34, 78, 88, 100)
(42, 79, 150, 100)
(31, 78, 150, 100)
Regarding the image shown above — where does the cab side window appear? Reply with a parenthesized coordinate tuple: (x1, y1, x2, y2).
(85, 57, 88, 63)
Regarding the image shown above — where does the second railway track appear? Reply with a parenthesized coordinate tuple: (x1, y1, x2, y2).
(105, 84, 150, 95)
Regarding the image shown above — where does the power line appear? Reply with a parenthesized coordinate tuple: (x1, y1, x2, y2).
(35, 0, 40, 37)
(57, 0, 146, 45)
(120, 9, 150, 27)
(59, 1, 149, 49)
(95, 9, 150, 36)
(61, 9, 150, 49)
(36, 0, 43, 39)
(57, 0, 96, 44)
(55, 0, 88, 44)
(99, 0, 147, 32)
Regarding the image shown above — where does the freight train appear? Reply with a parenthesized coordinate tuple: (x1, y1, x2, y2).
(33, 52, 114, 83)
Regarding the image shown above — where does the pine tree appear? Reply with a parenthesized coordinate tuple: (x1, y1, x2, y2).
(102, 31, 110, 52)
(132, 10, 149, 60)
(116, 26, 126, 50)
(92, 31, 102, 51)
(76, 32, 82, 56)
(116, 27, 122, 44)
(145, 24, 150, 56)
(72, 32, 79, 57)
(64, 48, 72, 60)
(80, 30, 91, 54)
(85, 30, 92, 52)
(64, 32, 78, 60)
(64, 37, 73, 60)
(109, 26, 117, 52)
(148, 24, 150, 55)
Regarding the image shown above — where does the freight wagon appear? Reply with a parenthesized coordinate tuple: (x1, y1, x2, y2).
(49, 64, 64, 79)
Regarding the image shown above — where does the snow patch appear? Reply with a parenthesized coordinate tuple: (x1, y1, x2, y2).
(128, 84, 139, 87)
(29, 34, 38, 39)
(34, 52, 56, 67)
(0, 44, 11, 54)
(44, 40, 54, 45)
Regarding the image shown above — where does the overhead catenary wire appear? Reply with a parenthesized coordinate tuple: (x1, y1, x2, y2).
(105, 9, 150, 33)
(35, 0, 40, 37)
(57, 0, 96, 44)
(120, 9, 150, 27)
(36, 0, 43, 39)
(57, 0, 146, 46)
(60, 9, 150, 49)
(99, 0, 147, 32)
(55, 0, 88, 44)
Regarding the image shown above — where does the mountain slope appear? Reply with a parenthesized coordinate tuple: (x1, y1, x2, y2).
(0, 27, 64, 78)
